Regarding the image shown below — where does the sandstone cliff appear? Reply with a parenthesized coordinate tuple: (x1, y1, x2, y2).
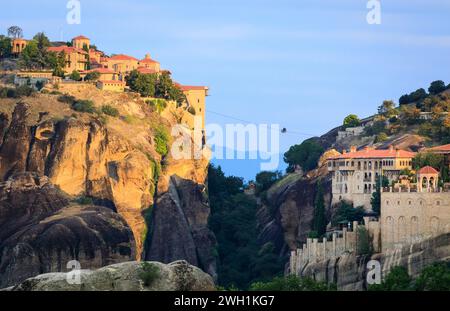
(297, 233, 450, 290)
(0, 172, 135, 288)
(0, 86, 216, 285)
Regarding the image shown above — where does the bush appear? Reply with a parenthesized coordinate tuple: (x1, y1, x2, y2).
(414, 262, 450, 291)
(85, 71, 101, 81)
(331, 201, 365, 227)
(187, 106, 196, 115)
(154, 125, 170, 156)
(101, 105, 119, 117)
(72, 100, 96, 113)
(250, 275, 336, 291)
(375, 132, 389, 143)
(146, 99, 167, 114)
(75, 196, 94, 205)
(284, 139, 324, 173)
(57, 94, 77, 104)
(139, 262, 160, 287)
(369, 266, 412, 291)
(69, 70, 81, 81)
(343, 114, 361, 128)
(15, 85, 35, 97)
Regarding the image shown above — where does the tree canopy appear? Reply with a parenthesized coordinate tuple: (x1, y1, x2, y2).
(343, 114, 360, 128)
(283, 139, 324, 173)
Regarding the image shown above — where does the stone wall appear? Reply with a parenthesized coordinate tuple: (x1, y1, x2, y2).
(381, 188, 450, 252)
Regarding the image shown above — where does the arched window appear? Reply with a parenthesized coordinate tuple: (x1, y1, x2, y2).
(386, 216, 394, 243)
(430, 217, 440, 234)
(410, 217, 419, 240)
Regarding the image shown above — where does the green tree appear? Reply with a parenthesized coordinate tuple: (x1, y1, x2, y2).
(312, 181, 327, 237)
(85, 71, 101, 81)
(126, 70, 157, 97)
(255, 171, 282, 193)
(369, 266, 412, 291)
(343, 114, 360, 128)
(371, 175, 389, 215)
(0, 35, 12, 58)
(69, 70, 81, 81)
(19, 40, 40, 69)
(374, 132, 389, 143)
(331, 201, 365, 226)
(428, 80, 446, 95)
(7, 26, 23, 39)
(33, 32, 51, 51)
(378, 100, 396, 118)
(154, 125, 170, 156)
(284, 139, 324, 173)
(414, 262, 450, 291)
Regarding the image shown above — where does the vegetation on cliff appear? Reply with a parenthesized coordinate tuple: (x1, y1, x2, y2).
(369, 262, 450, 291)
(208, 165, 284, 290)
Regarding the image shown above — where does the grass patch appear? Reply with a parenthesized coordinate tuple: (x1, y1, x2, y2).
(101, 104, 120, 117)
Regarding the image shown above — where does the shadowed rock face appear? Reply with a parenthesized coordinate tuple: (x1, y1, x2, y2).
(0, 172, 135, 288)
(146, 175, 217, 281)
(4, 260, 215, 291)
(257, 173, 332, 259)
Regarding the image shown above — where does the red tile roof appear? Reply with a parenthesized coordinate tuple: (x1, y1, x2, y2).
(47, 46, 87, 54)
(136, 67, 158, 74)
(174, 82, 208, 92)
(86, 68, 114, 74)
(108, 54, 139, 61)
(427, 144, 450, 152)
(73, 35, 89, 40)
(329, 148, 415, 160)
(140, 58, 159, 64)
(418, 166, 439, 174)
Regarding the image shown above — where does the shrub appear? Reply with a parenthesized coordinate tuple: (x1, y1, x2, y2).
(57, 94, 77, 104)
(414, 262, 450, 291)
(85, 71, 101, 81)
(369, 266, 412, 291)
(15, 85, 35, 97)
(375, 132, 388, 143)
(72, 100, 96, 113)
(250, 275, 336, 291)
(146, 99, 167, 114)
(187, 106, 196, 115)
(343, 114, 361, 128)
(154, 125, 169, 156)
(101, 105, 119, 117)
(69, 70, 81, 81)
(75, 196, 94, 205)
(139, 262, 160, 287)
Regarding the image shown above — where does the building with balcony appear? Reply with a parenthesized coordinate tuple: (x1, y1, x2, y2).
(327, 146, 416, 210)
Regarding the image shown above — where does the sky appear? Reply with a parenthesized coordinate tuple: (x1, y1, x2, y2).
(2, 0, 450, 180)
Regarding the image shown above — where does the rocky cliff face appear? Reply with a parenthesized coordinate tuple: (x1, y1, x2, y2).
(3, 260, 215, 291)
(298, 233, 450, 290)
(257, 172, 332, 259)
(0, 89, 216, 285)
(0, 172, 135, 288)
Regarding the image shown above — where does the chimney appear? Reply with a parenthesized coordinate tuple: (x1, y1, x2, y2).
(342, 150, 347, 155)
(389, 145, 394, 152)
(364, 146, 370, 152)
(350, 146, 357, 153)
(145, 53, 151, 59)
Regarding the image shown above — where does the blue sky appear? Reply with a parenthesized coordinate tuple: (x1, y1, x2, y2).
(2, 0, 450, 180)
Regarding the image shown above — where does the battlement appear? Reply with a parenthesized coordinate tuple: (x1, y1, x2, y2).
(290, 221, 366, 275)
